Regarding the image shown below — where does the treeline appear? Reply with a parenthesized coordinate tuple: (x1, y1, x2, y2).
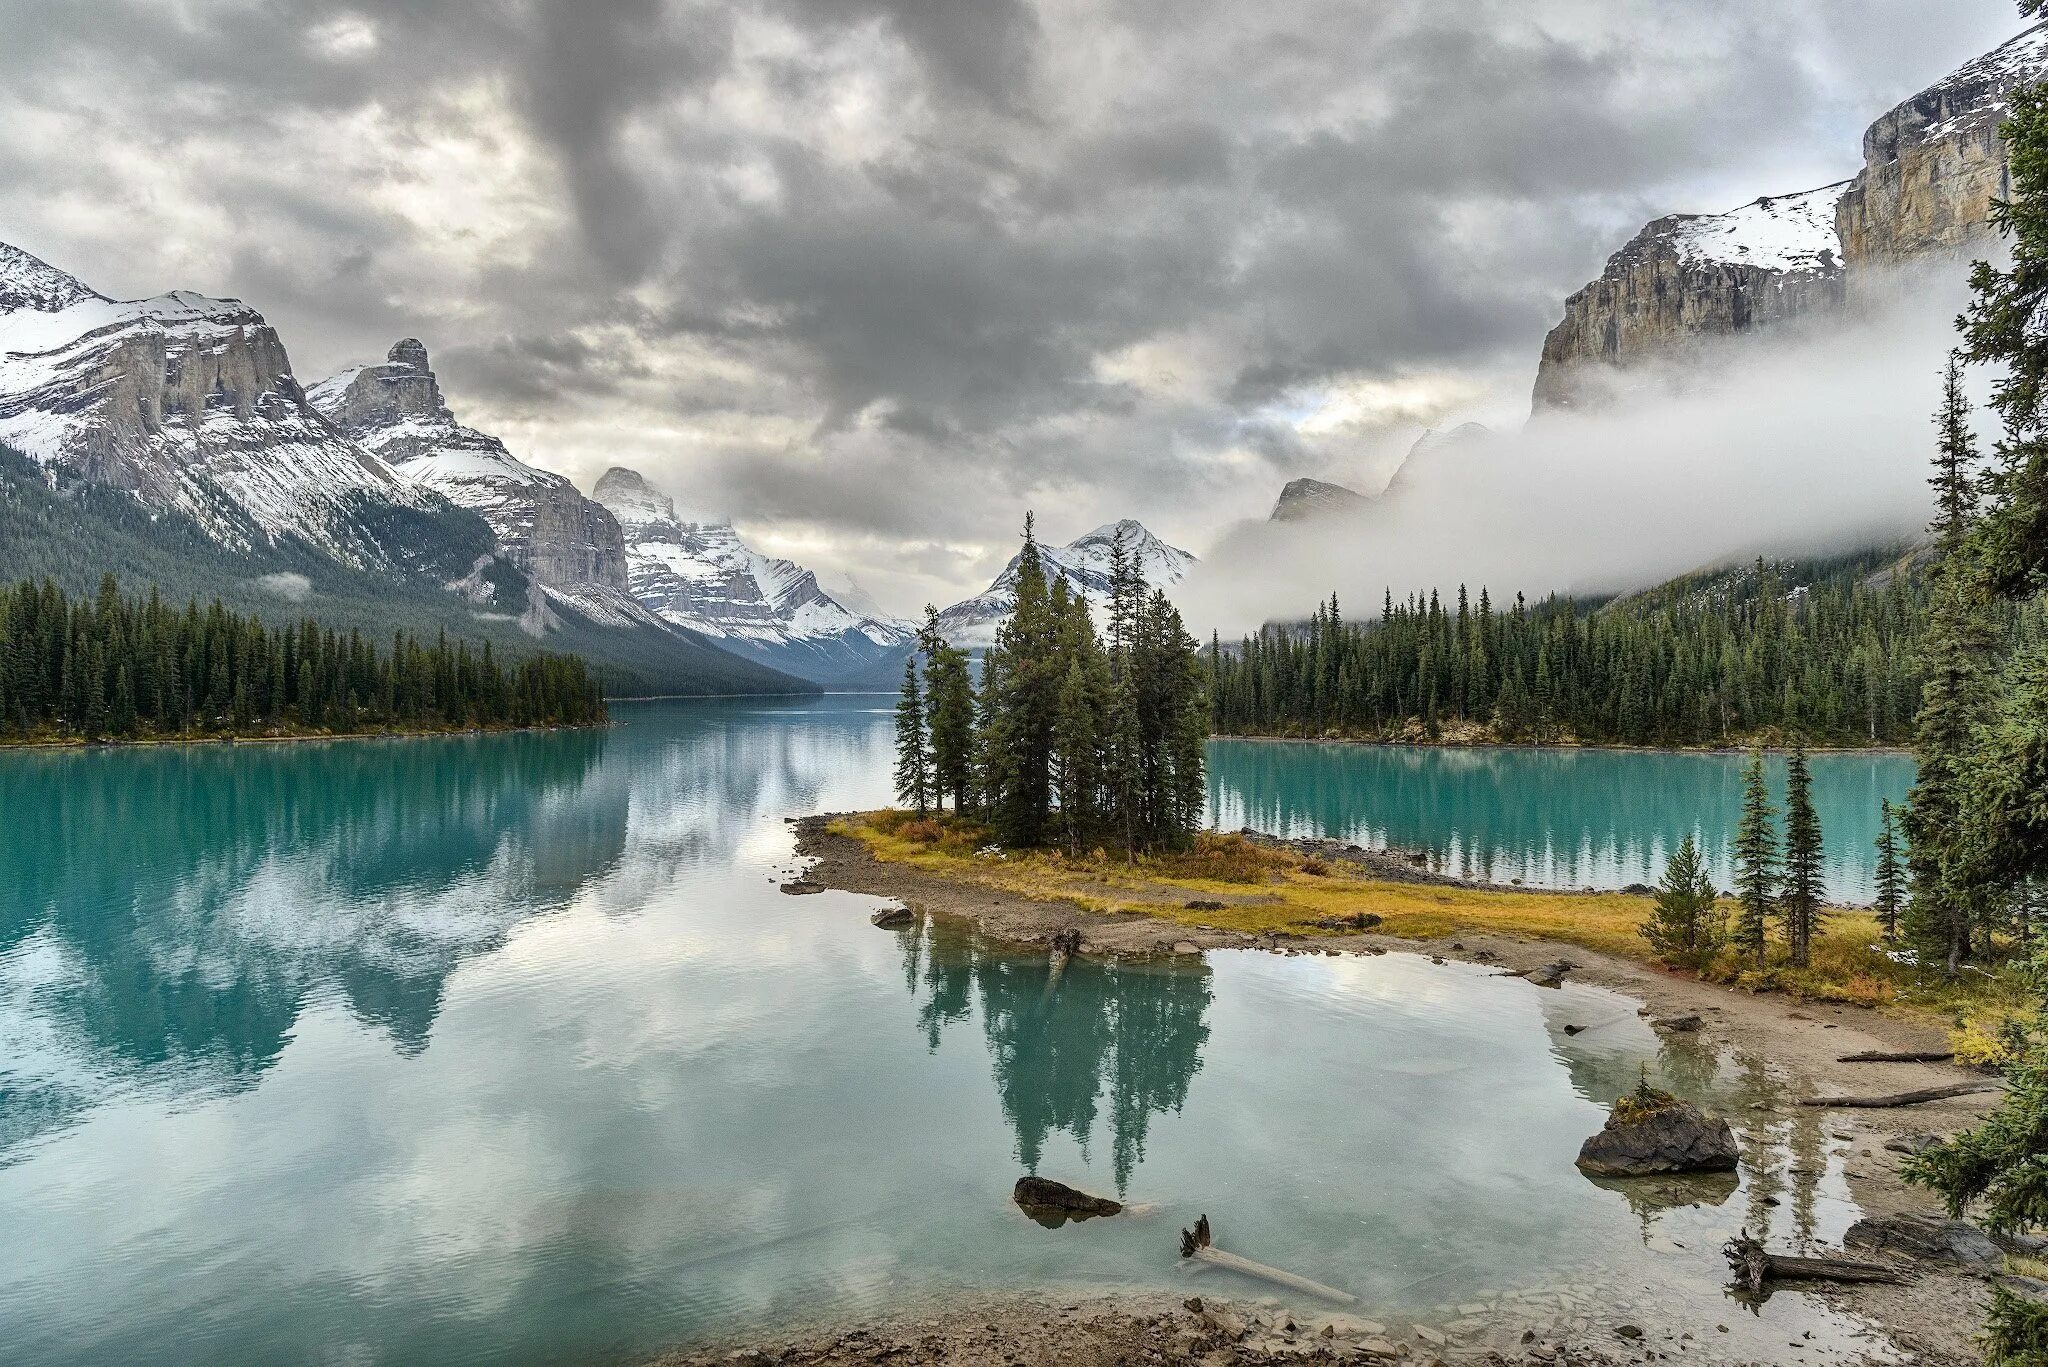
(1208, 563, 1988, 748)
(896, 518, 1207, 852)
(0, 575, 606, 741)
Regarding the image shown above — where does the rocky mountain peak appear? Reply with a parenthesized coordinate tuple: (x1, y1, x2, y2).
(0, 241, 104, 314)
(1271, 477, 1367, 522)
(592, 466, 680, 528)
(388, 337, 431, 371)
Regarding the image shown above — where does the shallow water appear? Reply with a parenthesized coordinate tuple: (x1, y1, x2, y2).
(1209, 739, 1915, 899)
(0, 699, 1895, 1364)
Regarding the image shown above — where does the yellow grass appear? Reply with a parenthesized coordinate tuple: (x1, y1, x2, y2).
(836, 809, 2026, 1041)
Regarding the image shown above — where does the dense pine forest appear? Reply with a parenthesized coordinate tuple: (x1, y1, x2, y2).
(1208, 555, 2045, 748)
(896, 517, 1208, 853)
(0, 576, 606, 742)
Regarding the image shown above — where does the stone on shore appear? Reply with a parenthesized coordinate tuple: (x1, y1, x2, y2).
(869, 905, 914, 928)
(1576, 1093, 1739, 1177)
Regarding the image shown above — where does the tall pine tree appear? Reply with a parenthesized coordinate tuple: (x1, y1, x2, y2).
(1780, 741, 1825, 969)
(1732, 747, 1778, 966)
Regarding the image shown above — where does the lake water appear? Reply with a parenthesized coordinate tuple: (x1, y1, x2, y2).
(0, 699, 1907, 1365)
(1209, 739, 1915, 901)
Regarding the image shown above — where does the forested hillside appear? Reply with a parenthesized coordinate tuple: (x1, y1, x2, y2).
(0, 576, 605, 741)
(1209, 553, 2042, 747)
(0, 444, 807, 699)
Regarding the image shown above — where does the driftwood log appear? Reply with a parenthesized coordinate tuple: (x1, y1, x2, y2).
(1723, 1231, 1903, 1297)
(1798, 1082, 1996, 1109)
(1179, 1215, 1357, 1305)
(1835, 1050, 1956, 1064)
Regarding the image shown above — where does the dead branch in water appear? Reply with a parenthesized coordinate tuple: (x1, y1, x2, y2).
(1798, 1082, 1995, 1109)
(1178, 1214, 1357, 1305)
(1723, 1231, 1903, 1297)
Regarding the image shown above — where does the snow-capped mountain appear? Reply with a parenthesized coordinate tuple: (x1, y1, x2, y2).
(933, 519, 1197, 649)
(592, 466, 913, 685)
(309, 339, 653, 629)
(0, 241, 476, 578)
(0, 242, 809, 697)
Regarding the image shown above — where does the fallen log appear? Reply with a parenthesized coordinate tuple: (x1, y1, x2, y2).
(1723, 1231, 1903, 1297)
(1798, 1082, 1996, 1109)
(1835, 1050, 1956, 1064)
(1178, 1215, 1356, 1305)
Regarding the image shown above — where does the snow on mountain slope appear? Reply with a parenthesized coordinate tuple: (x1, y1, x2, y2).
(592, 466, 913, 685)
(933, 519, 1197, 649)
(0, 242, 473, 576)
(1668, 182, 1849, 275)
(309, 339, 658, 627)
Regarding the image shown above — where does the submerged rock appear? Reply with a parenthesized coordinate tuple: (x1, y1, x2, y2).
(1576, 1092, 1739, 1177)
(780, 880, 825, 896)
(1013, 1176, 1122, 1228)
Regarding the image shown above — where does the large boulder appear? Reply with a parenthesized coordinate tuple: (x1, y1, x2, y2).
(1846, 1213, 2001, 1271)
(1577, 1093, 1739, 1177)
(1013, 1176, 1121, 1228)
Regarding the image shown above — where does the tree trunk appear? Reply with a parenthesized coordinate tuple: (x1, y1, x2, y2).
(1724, 1232, 1902, 1297)
(1799, 1081, 1996, 1108)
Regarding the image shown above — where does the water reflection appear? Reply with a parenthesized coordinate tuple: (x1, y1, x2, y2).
(0, 732, 613, 1157)
(1208, 740, 1915, 899)
(897, 920, 1212, 1192)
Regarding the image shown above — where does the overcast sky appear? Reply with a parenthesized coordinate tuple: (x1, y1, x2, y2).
(0, 0, 2029, 613)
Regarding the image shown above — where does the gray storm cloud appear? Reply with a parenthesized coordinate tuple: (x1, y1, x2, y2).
(0, 0, 2029, 610)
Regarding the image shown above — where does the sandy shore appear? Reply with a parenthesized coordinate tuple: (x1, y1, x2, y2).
(683, 815, 2012, 1367)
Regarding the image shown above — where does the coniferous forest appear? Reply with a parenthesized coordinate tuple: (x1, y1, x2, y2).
(0, 575, 606, 742)
(1209, 559, 2046, 748)
(896, 517, 1208, 853)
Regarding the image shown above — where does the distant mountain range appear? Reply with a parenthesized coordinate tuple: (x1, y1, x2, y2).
(930, 519, 1198, 650)
(0, 238, 1196, 692)
(0, 241, 802, 697)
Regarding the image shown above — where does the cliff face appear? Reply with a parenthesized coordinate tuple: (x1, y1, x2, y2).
(0, 243, 475, 575)
(1839, 25, 2048, 268)
(1532, 186, 1848, 411)
(1533, 23, 2048, 411)
(309, 340, 631, 600)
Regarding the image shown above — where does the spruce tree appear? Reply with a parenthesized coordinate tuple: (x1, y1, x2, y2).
(1732, 747, 1778, 966)
(1780, 742, 1825, 969)
(894, 656, 930, 815)
(1906, 51, 2048, 1358)
(918, 606, 976, 812)
(1874, 799, 1906, 940)
(1640, 835, 1725, 971)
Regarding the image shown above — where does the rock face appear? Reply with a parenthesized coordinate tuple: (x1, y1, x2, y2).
(309, 341, 633, 605)
(1839, 24, 2048, 270)
(1533, 185, 1849, 411)
(1270, 477, 1367, 522)
(1534, 22, 2048, 410)
(1575, 1099, 1739, 1177)
(0, 241, 481, 577)
(592, 465, 912, 685)
(1846, 1213, 2001, 1270)
(933, 519, 1197, 650)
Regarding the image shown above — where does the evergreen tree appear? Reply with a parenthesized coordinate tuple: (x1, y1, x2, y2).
(1904, 352, 2003, 974)
(1906, 51, 2048, 1358)
(1874, 799, 1906, 940)
(1732, 747, 1778, 966)
(981, 515, 1063, 848)
(1780, 742, 1825, 969)
(919, 606, 976, 812)
(1640, 834, 1726, 970)
(894, 656, 931, 815)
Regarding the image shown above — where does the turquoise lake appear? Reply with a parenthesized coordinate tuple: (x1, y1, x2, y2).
(0, 699, 1914, 1365)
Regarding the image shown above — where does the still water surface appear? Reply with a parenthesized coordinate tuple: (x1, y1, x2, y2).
(0, 700, 1907, 1364)
(1210, 739, 1914, 900)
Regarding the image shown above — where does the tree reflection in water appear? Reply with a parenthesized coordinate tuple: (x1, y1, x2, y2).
(896, 918, 1212, 1193)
